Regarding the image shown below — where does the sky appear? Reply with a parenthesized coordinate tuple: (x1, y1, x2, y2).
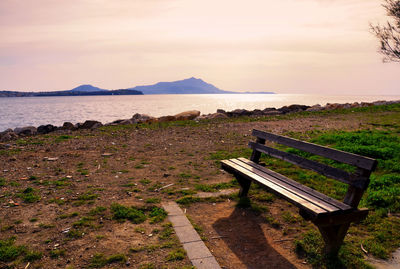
(0, 0, 398, 94)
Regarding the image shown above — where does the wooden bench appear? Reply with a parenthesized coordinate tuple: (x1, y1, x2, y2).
(221, 129, 377, 256)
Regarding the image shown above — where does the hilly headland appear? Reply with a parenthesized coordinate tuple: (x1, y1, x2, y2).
(0, 78, 274, 97)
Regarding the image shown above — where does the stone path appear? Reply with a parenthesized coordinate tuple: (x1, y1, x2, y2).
(162, 202, 221, 269)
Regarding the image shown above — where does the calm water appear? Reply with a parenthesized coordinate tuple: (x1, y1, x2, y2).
(1, 94, 399, 131)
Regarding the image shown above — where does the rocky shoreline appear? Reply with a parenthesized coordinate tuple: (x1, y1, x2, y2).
(1, 99, 399, 142)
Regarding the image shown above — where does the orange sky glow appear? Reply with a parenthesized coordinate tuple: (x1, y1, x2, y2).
(0, 0, 398, 94)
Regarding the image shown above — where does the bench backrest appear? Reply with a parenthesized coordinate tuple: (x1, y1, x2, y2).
(248, 129, 377, 207)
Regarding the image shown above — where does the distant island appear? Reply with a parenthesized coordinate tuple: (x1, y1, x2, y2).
(0, 77, 275, 97)
(127, 77, 274, 94)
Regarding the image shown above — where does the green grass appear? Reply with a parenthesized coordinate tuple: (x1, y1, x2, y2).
(50, 249, 65, 259)
(166, 248, 186, 261)
(0, 237, 42, 263)
(0, 237, 26, 262)
(23, 250, 43, 262)
(77, 192, 98, 201)
(110, 203, 147, 224)
(89, 206, 107, 216)
(89, 253, 127, 268)
(149, 207, 167, 223)
(145, 197, 161, 204)
(55, 135, 73, 143)
(18, 187, 40, 203)
(176, 195, 200, 205)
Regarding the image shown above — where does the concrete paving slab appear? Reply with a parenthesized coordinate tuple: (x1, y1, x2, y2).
(162, 202, 183, 216)
(162, 202, 221, 269)
(168, 214, 192, 227)
(191, 256, 221, 269)
(183, 241, 214, 260)
(174, 225, 202, 243)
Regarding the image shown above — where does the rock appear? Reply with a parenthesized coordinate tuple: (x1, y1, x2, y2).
(131, 113, 157, 124)
(121, 119, 134, 125)
(216, 109, 226, 114)
(278, 104, 310, 114)
(158, 115, 176, 122)
(44, 157, 59, 161)
(263, 110, 283, 115)
(111, 119, 125, 124)
(324, 103, 344, 110)
(62, 122, 75, 130)
(306, 104, 324, 112)
(227, 109, 251, 117)
(37, 124, 57, 134)
(14, 126, 37, 136)
(263, 107, 276, 112)
(194, 115, 209, 120)
(174, 110, 200, 121)
(208, 113, 229, 119)
(350, 102, 360, 108)
(112, 118, 137, 125)
(372, 100, 388, 106)
(251, 109, 264, 116)
(0, 129, 18, 142)
(79, 120, 103, 129)
(360, 102, 373, 107)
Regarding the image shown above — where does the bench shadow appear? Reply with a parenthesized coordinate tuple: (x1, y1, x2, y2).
(212, 207, 297, 269)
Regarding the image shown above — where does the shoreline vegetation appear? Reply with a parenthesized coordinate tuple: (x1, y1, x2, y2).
(1, 100, 400, 268)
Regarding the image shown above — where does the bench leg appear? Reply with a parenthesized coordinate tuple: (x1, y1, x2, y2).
(235, 175, 251, 197)
(317, 223, 350, 257)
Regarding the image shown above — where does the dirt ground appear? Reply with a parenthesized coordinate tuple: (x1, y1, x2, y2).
(0, 111, 390, 268)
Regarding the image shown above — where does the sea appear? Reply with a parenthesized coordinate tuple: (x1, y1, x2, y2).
(1, 94, 399, 132)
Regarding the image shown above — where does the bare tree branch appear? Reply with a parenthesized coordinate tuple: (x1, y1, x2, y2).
(371, 0, 400, 62)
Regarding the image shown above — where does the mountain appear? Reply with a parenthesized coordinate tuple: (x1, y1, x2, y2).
(129, 77, 233, 94)
(0, 78, 275, 97)
(69, 84, 108, 92)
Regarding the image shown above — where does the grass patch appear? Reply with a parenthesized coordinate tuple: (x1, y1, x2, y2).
(89, 253, 127, 268)
(89, 206, 107, 216)
(166, 248, 186, 261)
(55, 135, 73, 143)
(110, 203, 146, 224)
(149, 207, 167, 223)
(77, 191, 98, 201)
(145, 198, 161, 204)
(50, 249, 66, 259)
(0, 237, 26, 262)
(176, 195, 200, 205)
(18, 187, 40, 203)
(23, 250, 43, 262)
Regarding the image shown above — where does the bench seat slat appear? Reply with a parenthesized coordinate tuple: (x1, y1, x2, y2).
(230, 158, 341, 212)
(248, 142, 368, 189)
(237, 158, 352, 211)
(221, 159, 330, 218)
(252, 129, 377, 171)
